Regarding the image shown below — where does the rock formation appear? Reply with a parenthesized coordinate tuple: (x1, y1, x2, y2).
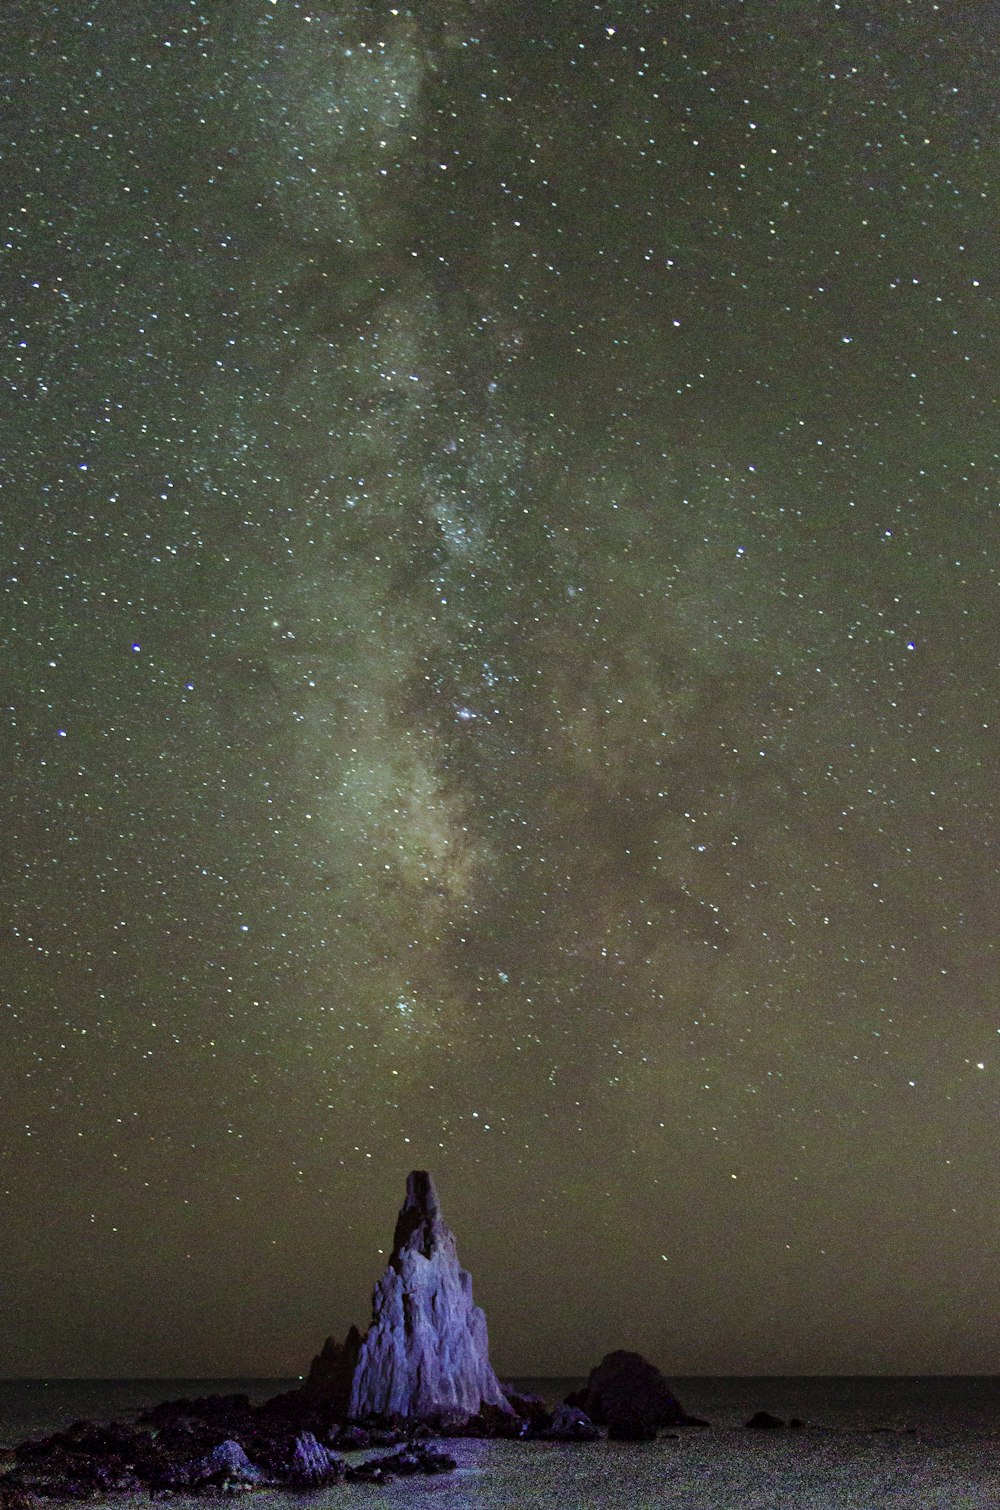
(300, 1326, 364, 1417)
(566, 1350, 696, 1434)
(284, 1433, 345, 1486)
(539, 1404, 601, 1441)
(180, 1440, 262, 1489)
(347, 1169, 512, 1423)
(745, 1410, 786, 1429)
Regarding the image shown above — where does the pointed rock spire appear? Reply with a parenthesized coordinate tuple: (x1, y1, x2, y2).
(391, 1169, 445, 1256)
(347, 1170, 512, 1423)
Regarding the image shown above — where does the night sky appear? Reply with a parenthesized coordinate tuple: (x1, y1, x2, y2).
(2, 0, 997, 1381)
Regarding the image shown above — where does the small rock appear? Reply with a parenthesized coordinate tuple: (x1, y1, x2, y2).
(539, 1405, 601, 1442)
(332, 1423, 371, 1449)
(415, 1446, 457, 1474)
(186, 1440, 263, 1487)
(380, 1450, 422, 1477)
(745, 1410, 785, 1429)
(459, 1402, 528, 1438)
(285, 1432, 344, 1486)
(366, 1427, 404, 1446)
(502, 1387, 550, 1428)
(345, 1460, 390, 1484)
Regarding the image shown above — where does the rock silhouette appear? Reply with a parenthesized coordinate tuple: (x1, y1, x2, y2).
(567, 1350, 695, 1435)
(300, 1327, 364, 1417)
(539, 1404, 601, 1441)
(179, 1440, 263, 1489)
(745, 1410, 785, 1429)
(348, 1170, 513, 1423)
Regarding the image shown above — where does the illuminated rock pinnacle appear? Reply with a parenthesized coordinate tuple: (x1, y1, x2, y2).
(348, 1170, 512, 1422)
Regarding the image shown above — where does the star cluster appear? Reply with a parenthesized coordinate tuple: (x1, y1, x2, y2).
(1, 0, 997, 1377)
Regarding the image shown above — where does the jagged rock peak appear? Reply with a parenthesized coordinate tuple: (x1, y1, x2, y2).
(391, 1170, 448, 1258)
(348, 1170, 512, 1423)
(300, 1325, 364, 1416)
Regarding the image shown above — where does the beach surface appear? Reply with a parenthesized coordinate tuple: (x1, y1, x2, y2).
(27, 1428, 996, 1510)
(8, 1429, 1000, 1510)
(4, 1378, 1000, 1509)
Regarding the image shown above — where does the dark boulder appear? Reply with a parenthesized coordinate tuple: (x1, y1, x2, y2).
(458, 1402, 530, 1438)
(538, 1404, 601, 1442)
(567, 1350, 695, 1436)
(503, 1387, 551, 1430)
(365, 1427, 406, 1447)
(138, 1393, 251, 1426)
(299, 1327, 364, 1417)
(345, 1458, 393, 1484)
(170, 1439, 264, 1490)
(745, 1410, 785, 1429)
(607, 1412, 661, 1442)
(331, 1423, 372, 1450)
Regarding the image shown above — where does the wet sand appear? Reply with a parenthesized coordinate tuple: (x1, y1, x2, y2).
(55, 1427, 1000, 1510)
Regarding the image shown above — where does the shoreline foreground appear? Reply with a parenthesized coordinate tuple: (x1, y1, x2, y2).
(4, 1377, 1000, 1509)
(7, 1425, 1000, 1510)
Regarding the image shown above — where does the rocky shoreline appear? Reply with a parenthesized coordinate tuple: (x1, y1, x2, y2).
(0, 1346, 713, 1503)
(0, 1173, 802, 1502)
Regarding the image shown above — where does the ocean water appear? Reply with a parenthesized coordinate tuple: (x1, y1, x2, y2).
(3, 1376, 1000, 1508)
(4, 1375, 1000, 1443)
(0, 1378, 294, 1448)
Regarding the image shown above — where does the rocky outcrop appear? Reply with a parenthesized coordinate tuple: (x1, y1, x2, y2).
(284, 1433, 345, 1485)
(502, 1386, 550, 1431)
(347, 1444, 457, 1480)
(539, 1404, 601, 1441)
(3, 1413, 453, 1498)
(178, 1440, 263, 1490)
(300, 1327, 365, 1416)
(566, 1350, 696, 1436)
(745, 1410, 782, 1429)
(348, 1170, 513, 1423)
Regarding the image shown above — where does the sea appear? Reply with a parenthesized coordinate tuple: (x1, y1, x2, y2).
(3, 1377, 1000, 1508)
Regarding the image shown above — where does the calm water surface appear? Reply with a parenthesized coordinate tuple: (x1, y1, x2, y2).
(3, 1375, 1000, 1443)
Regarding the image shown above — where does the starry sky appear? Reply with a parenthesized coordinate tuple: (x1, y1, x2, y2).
(2, 0, 997, 1380)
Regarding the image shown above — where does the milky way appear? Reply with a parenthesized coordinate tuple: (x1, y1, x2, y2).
(2, 1, 997, 1377)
